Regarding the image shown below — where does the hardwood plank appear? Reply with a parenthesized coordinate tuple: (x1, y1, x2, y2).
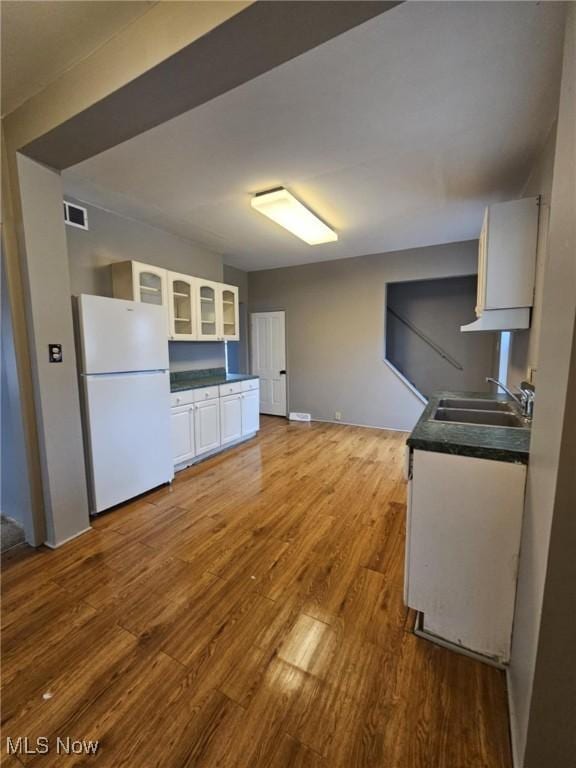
(0, 417, 511, 768)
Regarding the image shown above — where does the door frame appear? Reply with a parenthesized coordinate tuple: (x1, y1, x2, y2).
(249, 310, 288, 417)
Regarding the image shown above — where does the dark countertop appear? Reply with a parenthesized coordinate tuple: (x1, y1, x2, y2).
(170, 367, 258, 393)
(407, 391, 531, 464)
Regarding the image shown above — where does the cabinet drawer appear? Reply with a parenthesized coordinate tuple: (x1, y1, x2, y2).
(171, 390, 195, 408)
(241, 378, 259, 392)
(219, 382, 243, 397)
(193, 385, 220, 402)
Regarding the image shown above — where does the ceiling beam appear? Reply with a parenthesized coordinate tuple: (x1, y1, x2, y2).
(20, 1, 401, 170)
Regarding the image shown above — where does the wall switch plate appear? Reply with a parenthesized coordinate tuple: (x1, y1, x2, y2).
(334, 411, 342, 421)
(48, 344, 63, 363)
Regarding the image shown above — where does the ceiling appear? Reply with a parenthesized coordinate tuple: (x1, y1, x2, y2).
(64, 1, 565, 271)
(1, 0, 156, 116)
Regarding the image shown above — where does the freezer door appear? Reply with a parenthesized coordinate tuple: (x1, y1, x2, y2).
(78, 294, 168, 374)
(83, 371, 173, 513)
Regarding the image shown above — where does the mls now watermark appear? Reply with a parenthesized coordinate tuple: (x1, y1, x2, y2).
(6, 736, 100, 756)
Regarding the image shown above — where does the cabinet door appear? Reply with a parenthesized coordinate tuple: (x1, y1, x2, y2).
(171, 405, 195, 465)
(196, 280, 221, 341)
(241, 389, 260, 435)
(475, 210, 488, 315)
(220, 394, 243, 445)
(407, 449, 526, 662)
(220, 284, 239, 341)
(133, 262, 168, 308)
(168, 272, 196, 341)
(194, 399, 221, 454)
(484, 196, 539, 310)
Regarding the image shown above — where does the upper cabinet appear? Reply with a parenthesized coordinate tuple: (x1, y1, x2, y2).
(196, 279, 220, 341)
(168, 271, 196, 341)
(112, 261, 169, 309)
(219, 284, 239, 341)
(111, 261, 240, 342)
(462, 197, 539, 332)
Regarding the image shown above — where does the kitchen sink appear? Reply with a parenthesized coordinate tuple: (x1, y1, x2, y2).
(438, 398, 514, 412)
(433, 408, 527, 428)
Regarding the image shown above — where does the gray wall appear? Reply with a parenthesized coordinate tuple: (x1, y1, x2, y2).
(17, 155, 89, 546)
(223, 264, 249, 374)
(386, 276, 496, 398)
(65, 198, 227, 373)
(509, 7, 576, 765)
(1, 249, 32, 527)
(249, 240, 479, 431)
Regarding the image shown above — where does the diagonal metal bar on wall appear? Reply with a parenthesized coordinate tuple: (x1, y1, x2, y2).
(387, 306, 464, 371)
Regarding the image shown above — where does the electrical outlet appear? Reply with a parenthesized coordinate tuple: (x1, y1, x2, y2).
(334, 411, 342, 421)
(48, 344, 63, 363)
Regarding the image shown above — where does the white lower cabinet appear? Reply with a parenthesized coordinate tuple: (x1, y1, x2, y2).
(170, 405, 195, 464)
(220, 394, 243, 445)
(194, 398, 221, 455)
(171, 380, 260, 469)
(405, 448, 526, 664)
(241, 389, 260, 436)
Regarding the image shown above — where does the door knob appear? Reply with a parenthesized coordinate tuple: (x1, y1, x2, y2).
(279, 370, 287, 375)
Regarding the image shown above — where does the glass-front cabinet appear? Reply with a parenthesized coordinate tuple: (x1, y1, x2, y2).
(111, 261, 168, 309)
(196, 279, 220, 341)
(219, 284, 239, 341)
(112, 261, 241, 343)
(167, 272, 195, 340)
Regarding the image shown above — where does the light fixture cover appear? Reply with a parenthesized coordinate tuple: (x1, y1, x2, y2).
(251, 188, 337, 245)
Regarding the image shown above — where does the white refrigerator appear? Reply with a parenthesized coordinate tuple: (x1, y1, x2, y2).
(77, 294, 173, 514)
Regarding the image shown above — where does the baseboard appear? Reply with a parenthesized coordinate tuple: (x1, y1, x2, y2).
(44, 525, 93, 549)
(507, 670, 521, 768)
(175, 431, 258, 473)
(311, 417, 413, 433)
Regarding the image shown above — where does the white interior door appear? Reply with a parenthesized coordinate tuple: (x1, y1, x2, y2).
(250, 312, 287, 416)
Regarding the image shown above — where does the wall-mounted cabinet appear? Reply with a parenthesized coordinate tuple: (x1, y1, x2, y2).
(168, 271, 196, 341)
(462, 197, 539, 332)
(112, 260, 239, 342)
(196, 279, 220, 341)
(112, 260, 169, 308)
(220, 285, 239, 341)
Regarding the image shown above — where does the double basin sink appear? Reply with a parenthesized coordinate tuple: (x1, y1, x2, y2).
(432, 398, 528, 429)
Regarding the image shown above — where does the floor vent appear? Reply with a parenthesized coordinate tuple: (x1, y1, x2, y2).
(289, 412, 311, 422)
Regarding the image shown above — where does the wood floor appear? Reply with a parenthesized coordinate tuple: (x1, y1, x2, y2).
(1, 417, 511, 767)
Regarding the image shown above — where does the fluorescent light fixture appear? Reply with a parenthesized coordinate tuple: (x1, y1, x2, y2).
(251, 188, 337, 245)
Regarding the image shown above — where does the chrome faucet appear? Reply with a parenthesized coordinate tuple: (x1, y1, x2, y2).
(486, 377, 535, 419)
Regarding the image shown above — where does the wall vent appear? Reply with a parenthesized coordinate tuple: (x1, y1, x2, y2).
(63, 201, 88, 230)
(289, 412, 311, 422)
